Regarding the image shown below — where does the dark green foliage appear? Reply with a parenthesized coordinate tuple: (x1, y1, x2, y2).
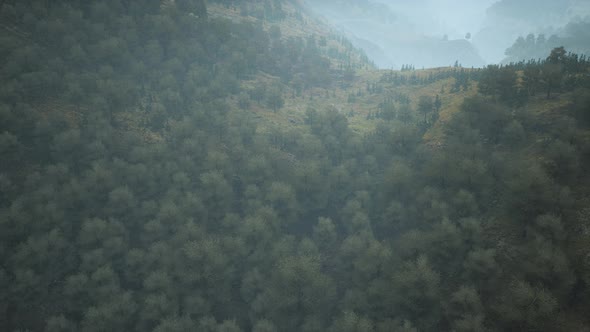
(237, 92, 251, 110)
(417, 95, 434, 125)
(494, 47, 590, 101)
(2, 2, 590, 332)
(478, 64, 522, 104)
(265, 86, 284, 112)
(572, 88, 590, 126)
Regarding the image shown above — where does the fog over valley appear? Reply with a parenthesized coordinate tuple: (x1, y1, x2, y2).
(305, 0, 590, 68)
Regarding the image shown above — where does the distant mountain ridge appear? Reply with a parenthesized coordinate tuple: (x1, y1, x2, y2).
(503, 20, 590, 64)
(473, 0, 590, 63)
(302, 0, 486, 69)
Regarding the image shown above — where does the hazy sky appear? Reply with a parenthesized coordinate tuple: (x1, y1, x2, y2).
(375, 0, 498, 40)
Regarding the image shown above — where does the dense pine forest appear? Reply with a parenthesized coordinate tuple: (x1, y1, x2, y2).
(2, 1, 590, 331)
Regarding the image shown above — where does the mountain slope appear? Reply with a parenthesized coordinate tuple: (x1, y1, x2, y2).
(2, 1, 590, 331)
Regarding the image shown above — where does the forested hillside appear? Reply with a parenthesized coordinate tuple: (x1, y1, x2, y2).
(2, 1, 590, 332)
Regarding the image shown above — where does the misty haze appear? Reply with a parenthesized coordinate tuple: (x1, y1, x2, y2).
(2, 0, 590, 331)
(307, 0, 590, 68)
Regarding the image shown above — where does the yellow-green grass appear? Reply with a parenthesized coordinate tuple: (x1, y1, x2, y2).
(235, 67, 479, 143)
